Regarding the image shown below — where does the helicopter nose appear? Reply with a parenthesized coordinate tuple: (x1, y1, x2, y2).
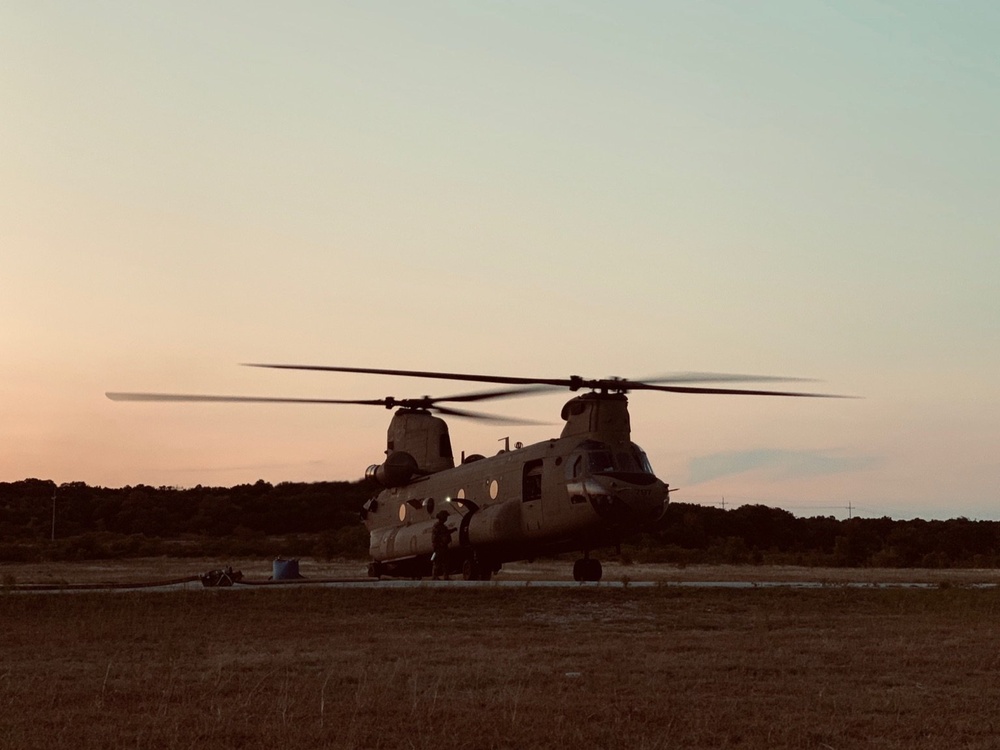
(587, 475, 668, 524)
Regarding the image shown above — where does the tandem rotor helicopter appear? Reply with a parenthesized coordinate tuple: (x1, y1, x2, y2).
(108, 364, 845, 582)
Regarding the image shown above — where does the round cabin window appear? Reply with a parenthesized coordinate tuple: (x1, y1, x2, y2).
(398, 504, 406, 522)
(489, 479, 499, 500)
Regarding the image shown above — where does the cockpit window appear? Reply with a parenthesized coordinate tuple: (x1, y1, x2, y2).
(631, 443, 654, 474)
(571, 440, 655, 476)
(616, 451, 641, 473)
(587, 451, 615, 474)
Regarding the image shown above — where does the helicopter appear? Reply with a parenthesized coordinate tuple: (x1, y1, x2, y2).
(107, 364, 845, 582)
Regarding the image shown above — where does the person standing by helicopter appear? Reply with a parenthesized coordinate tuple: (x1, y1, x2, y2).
(431, 510, 453, 580)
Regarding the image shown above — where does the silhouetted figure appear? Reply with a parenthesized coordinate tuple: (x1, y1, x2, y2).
(431, 510, 453, 580)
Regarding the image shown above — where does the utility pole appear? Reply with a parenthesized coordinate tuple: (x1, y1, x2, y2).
(51, 488, 57, 541)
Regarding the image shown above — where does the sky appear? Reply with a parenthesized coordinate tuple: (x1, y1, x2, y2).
(2, 1, 998, 520)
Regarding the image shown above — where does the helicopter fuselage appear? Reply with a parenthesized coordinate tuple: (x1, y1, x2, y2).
(361, 392, 669, 579)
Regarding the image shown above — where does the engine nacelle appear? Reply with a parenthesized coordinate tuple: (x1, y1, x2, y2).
(365, 451, 418, 487)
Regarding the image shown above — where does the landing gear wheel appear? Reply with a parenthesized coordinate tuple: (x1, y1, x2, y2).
(573, 558, 603, 582)
(587, 559, 603, 582)
(462, 557, 493, 581)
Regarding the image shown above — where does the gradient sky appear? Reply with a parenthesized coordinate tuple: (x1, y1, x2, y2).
(3, 2, 998, 519)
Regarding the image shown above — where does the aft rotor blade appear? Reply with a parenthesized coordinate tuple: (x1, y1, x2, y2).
(435, 385, 555, 404)
(433, 405, 550, 425)
(106, 392, 391, 405)
(105, 388, 555, 418)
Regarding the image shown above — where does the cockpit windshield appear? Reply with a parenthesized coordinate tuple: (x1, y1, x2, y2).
(587, 450, 615, 474)
(630, 444, 655, 474)
(577, 441, 655, 476)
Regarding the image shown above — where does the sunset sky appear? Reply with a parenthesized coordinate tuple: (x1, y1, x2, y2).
(3, 2, 998, 520)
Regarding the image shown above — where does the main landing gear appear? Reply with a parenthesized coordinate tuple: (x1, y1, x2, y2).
(573, 556, 603, 582)
(462, 555, 494, 581)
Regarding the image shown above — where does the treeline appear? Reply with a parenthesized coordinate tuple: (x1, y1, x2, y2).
(0, 478, 372, 562)
(639, 503, 1000, 568)
(2, 479, 999, 567)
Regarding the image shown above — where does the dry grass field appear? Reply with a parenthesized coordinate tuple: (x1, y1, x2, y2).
(6, 556, 1000, 586)
(3, 571, 1000, 749)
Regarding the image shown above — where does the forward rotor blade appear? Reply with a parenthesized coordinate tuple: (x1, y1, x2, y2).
(633, 384, 852, 398)
(243, 363, 567, 388)
(242, 363, 837, 395)
(637, 372, 818, 385)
